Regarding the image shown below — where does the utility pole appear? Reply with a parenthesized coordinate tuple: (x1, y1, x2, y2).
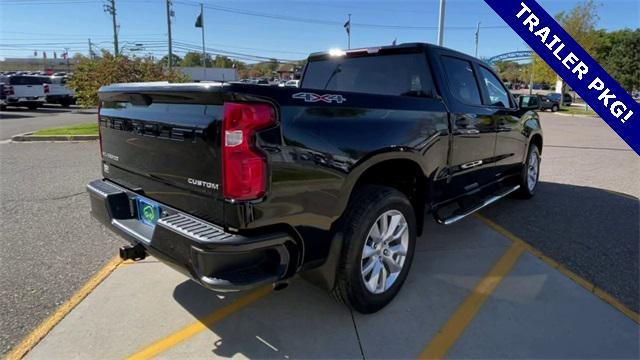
(103, 0, 119, 56)
(437, 0, 446, 46)
(474, 22, 480, 57)
(166, 0, 174, 70)
(64, 47, 70, 72)
(200, 3, 206, 71)
(88, 38, 94, 59)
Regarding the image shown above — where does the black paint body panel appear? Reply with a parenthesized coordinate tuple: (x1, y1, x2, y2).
(96, 43, 542, 276)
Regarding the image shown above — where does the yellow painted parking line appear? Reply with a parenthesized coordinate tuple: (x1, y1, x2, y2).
(6, 255, 123, 360)
(475, 213, 640, 325)
(419, 242, 526, 359)
(126, 285, 272, 360)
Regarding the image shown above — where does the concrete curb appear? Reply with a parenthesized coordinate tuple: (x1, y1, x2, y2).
(554, 112, 599, 118)
(11, 133, 98, 142)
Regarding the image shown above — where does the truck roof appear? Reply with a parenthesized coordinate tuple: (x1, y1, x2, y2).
(307, 42, 473, 62)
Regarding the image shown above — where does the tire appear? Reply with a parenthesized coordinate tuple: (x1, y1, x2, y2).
(332, 185, 417, 313)
(551, 105, 559, 112)
(516, 144, 541, 198)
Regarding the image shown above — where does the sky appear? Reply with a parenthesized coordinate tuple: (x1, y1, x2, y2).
(0, 0, 639, 62)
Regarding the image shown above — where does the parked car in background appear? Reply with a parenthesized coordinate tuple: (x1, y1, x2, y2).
(0, 83, 8, 110)
(538, 95, 559, 111)
(42, 76, 75, 107)
(0, 75, 47, 110)
(547, 92, 572, 106)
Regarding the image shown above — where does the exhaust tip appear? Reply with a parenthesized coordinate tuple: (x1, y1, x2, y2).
(273, 281, 289, 291)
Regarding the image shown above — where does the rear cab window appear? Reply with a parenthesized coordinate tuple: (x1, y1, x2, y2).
(9, 76, 47, 86)
(302, 52, 436, 98)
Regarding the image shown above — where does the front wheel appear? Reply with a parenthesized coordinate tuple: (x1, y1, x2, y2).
(551, 104, 559, 112)
(332, 185, 416, 313)
(516, 144, 540, 198)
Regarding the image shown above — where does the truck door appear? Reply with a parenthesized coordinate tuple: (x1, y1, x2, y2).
(475, 65, 526, 177)
(436, 54, 497, 195)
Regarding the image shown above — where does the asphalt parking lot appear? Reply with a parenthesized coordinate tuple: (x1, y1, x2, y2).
(0, 105, 96, 141)
(1, 110, 638, 358)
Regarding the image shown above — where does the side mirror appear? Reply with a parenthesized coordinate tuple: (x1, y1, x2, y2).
(518, 95, 541, 110)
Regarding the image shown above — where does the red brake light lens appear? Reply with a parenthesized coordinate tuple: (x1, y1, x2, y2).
(222, 102, 275, 201)
(43, 84, 49, 94)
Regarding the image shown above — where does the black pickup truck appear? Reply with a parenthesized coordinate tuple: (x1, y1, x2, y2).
(88, 43, 542, 313)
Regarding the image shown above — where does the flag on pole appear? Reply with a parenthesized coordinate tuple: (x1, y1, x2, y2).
(392, 38, 397, 46)
(195, 10, 203, 28)
(343, 19, 350, 35)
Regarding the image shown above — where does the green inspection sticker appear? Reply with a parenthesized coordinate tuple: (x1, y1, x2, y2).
(136, 197, 160, 226)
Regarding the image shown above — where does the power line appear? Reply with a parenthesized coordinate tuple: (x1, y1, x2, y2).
(175, 0, 508, 31)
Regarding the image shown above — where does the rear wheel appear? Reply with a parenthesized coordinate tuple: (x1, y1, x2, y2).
(516, 144, 540, 198)
(551, 104, 559, 112)
(332, 185, 416, 313)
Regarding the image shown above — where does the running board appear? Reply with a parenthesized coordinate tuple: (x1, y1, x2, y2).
(434, 185, 520, 225)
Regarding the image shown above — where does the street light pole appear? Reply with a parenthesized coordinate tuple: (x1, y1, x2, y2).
(166, 0, 173, 70)
(347, 13, 351, 50)
(437, 0, 446, 46)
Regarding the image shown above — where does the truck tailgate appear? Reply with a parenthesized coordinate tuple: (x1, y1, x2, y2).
(99, 88, 225, 224)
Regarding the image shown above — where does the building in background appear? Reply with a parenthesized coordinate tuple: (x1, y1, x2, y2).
(179, 67, 237, 82)
(276, 64, 296, 80)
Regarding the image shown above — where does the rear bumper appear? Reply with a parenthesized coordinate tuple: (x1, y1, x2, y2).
(46, 95, 74, 102)
(87, 179, 293, 292)
(7, 96, 45, 104)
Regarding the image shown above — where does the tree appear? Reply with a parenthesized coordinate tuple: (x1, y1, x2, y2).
(594, 29, 640, 92)
(69, 51, 187, 107)
(158, 54, 182, 67)
(212, 55, 233, 68)
(181, 52, 210, 67)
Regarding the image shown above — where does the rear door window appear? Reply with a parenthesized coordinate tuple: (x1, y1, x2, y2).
(441, 56, 482, 106)
(302, 53, 435, 97)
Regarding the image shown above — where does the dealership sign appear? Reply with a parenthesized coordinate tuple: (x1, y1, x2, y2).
(484, 0, 640, 155)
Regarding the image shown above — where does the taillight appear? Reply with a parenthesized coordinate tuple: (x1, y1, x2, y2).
(43, 84, 49, 94)
(222, 102, 275, 201)
(6, 85, 14, 95)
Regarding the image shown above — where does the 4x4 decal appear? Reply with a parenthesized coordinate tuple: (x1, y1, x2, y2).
(292, 92, 346, 104)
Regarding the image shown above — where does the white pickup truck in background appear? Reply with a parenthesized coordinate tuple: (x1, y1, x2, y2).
(0, 75, 48, 110)
(43, 75, 75, 107)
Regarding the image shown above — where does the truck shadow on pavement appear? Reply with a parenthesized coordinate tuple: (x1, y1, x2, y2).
(480, 181, 639, 313)
(173, 278, 361, 359)
(168, 181, 638, 358)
